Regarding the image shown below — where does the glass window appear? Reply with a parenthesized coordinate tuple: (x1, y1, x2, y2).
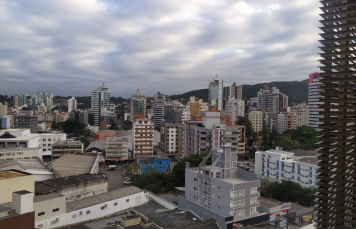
(38, 212, 45, 216)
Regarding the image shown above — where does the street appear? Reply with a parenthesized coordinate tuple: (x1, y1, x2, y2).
(99, 166, 131, 191)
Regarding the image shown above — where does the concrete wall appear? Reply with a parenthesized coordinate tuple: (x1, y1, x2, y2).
(34, 196, 66, 221)
(0, 175, 35, 204)
(60, 178, 108, 202)
(35, 191, 149, 229)
(148, 192, 177, 210)
(0, 148, 42, 161)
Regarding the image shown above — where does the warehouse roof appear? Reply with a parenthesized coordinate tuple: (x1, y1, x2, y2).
(0, 170, 30, 180)
(51, 153, 98, 177)
(85, 139, 106, 151)
(0, 159, 52, 175)
(66, 186, 143, 212)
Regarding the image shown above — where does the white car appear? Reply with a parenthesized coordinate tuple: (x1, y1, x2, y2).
(123, 180, 132, 185)
(124, 177, 131, 181)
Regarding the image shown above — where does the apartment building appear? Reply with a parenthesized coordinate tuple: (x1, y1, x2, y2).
(255, 148, 318, 188)
(130, 89, 146, 119)
(39, 133, 66, 152)
(225, 96, 245, 124)
(15, 115, 40, 133)
(181, 96, 209, 121)
(178, 143, 267, 229)
(91, 83, 110, 126)
(0, 102, 8, 116)
(223, 82, 242, 106)
(248, 111, 263, 132)
(67, 97, 77, 114)
(307, 73, 323, 131)
(153, 92, 165, 126)
(104, 136, 128, 161)
(257, 85, 288, 113)
(51, 140, 83, 160)
(132, 118, 153, 156)
(208, 75, 223, 111)
(160, 121, 184, 156)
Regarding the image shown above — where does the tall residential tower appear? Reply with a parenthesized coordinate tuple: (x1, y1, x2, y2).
(91, 83, 110, 126)
(208, 75, 223, 111)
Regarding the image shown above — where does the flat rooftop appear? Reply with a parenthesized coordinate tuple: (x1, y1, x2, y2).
(258, 197, 287, 208)
(51, 153, 98, 177)
(297, 156, 318, 166)
(289, 149, 318, 157)
(0, 170, 27, 180)
(35, 173, 106, 195)
(266, 149, 294, 155)
(0, 158, 52, 174)
(34, 193, 63, 203)
(66, 186, 143, 212)
(223, 177, 248, 185)
(0, 147, 42, 152)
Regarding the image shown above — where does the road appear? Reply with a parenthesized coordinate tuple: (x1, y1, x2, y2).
(99, 166, 131, 191)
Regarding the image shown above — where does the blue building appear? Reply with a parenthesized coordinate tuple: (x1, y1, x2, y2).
(138, 158, 170, 173)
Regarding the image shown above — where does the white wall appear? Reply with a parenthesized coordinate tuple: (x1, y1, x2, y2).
(35, 191, 149, 229)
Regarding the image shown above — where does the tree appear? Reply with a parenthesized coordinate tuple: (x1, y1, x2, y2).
(261, 126, 269, 151)
(125, 160, 141, 177)
(276, 137, 299, 151)
(108, 123, 120, 130)
(62, 119, 85, 135)
(290, 125, 318, 150)
(269, 128, 280, 149)
(155, 126, 161, 132)
(123, 120, 132, 130)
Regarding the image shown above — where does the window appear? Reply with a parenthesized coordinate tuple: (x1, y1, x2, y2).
(53, 208, 59, 212)
(194, 178, 197, 181)
(114, 202, 117, 206)
(38, 212, 45, 216)
(250, 207, 257, 215)
(38, 224, 43, 228)
(126, 199, 129, 202)
(72, 214, 76, 219)
(86, 210, 90, 214)
(250, 187, 258, 195)
(250, 197, 258, 205)
(218, 186, 220, 189)
(236, 209, 245, 218)
(101, 206, 105, 210)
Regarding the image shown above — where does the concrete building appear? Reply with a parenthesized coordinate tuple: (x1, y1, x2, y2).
(51, 153, 99, 177)
(248, 110, 263, 132)
(0, 115, 11, 129)
(34, 186, 148, 229)
(67, 97, 77, 114)
(69, 109, 89, 125)
(223, 82, 242, 105)
(15, 115, 40, 133)
(0, 159, 53, 181)
(51, 140, 83, 160)
(178, 143, 267, 229)
(255, 148, 318, 188)
(91, 83, 110, 126)
(85, 139, 106, 153)
(104, 136, 129, 161)
(229, 125, 248, 160)
(153, 92, 165, 126)
(95, 130, 120, 141)
(307, 73, 323, 131)
(264, 112, 279, 132)
(257, 85, 288, 113)
(0, 190, 36, 229)
(39, 133, 66, 152)
(160, 119, 184, 156)
(225, 96, 245, 124)
(130, 89, 146, 119)
(183, 112, 239, 156)
(34, 193, 66, 223)
(181, 96, 209, 121)
(0, 102, 8, 116)
(0, 170, 35, 203)
(38, 103, 47, 113)
(138, 157, 170, 173)
(208, 75, 223, 111)
(35, 173, 108, 202)
(132, 118, 153, 156)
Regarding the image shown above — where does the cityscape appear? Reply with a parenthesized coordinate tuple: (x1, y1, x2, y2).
(0, 1, 354, 229)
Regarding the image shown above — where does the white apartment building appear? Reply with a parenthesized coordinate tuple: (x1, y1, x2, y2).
(255, 148, 318, 188)
(248, 111, 263, 132)
(0, 102, 8, 116)
(39, 133, 66, 152)
(67, 97, 77, 114)
(91, 83, 110, 126)
(307, 73, 323, 130)
(105, 136, 129, 161)
(153, 93, 165, 126)
(132, 118, 154, 156)
(225, 96, 245, 124)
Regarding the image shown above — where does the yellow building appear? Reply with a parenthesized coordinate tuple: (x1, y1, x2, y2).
(0, 170, 35, 203)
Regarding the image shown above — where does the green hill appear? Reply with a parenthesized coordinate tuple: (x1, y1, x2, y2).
(167, 79, 309, 104)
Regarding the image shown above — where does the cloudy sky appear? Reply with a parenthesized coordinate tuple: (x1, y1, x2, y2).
(0, 0, 321, 98)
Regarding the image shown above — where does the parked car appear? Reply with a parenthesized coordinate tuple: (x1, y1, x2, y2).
(124, 177, 131, 181)
(123, 180, 132, 185)
(244, 161, 249, 164)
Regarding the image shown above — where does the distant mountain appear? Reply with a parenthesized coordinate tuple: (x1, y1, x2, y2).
(167, 79, 309, 104)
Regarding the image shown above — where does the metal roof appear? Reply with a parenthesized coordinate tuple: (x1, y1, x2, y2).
(51, 154, 98, 177)
(85, 139, 106, 151)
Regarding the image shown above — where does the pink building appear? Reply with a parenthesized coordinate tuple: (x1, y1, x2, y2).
(95, 130, 121, 141)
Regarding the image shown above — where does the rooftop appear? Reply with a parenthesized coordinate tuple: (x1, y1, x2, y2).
(223, 177, 249, 185)
(297, 156, 318, 166)
(66, 186, 143, 212)
(0, 147, 42, 152)
(258, 197, 288, 208)
(0, 158, 52, 175)
(266, 149, 294, 155)
(14, 190, 32, 195)
(51, 153, 98, 177)
(34, 193, 63, 203)
(35, 173, 106, 195)
(85, 139, 106, 151)
(0, 170, 28, 180)
(289, 149, 318, 157)
(53, 140, 82, 145)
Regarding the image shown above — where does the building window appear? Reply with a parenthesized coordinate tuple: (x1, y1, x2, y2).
(72, 214, 76, 219)
(53, 208, 59, 212)
(38, 224, 43, 228)
(38, 212, 45, 216)
(101, 206, 105, 210)
(114, 202, 117, 206)
(126, 199, 129, 202)
(250, 197, 258, 205)
(250, 187, 258, 195)
(86, 210, 90, 214)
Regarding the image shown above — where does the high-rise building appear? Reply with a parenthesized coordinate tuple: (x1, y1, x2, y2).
(68, 97, 77, 114)
(307, 73, 323, 130)
(248, 110, 263, 132)
(223, 82, 242, 107)
(0, 103, 8, 116)
(91, 83, 110, 126)
(130, 89, 146, 120)
(132, 118, 153, 156)
(315, 2, 356, 228)
(153, 92, 165, 126)
(208, 75, 223, 111)
(225, 96, 245, 124)
(257, 85, 288, 113)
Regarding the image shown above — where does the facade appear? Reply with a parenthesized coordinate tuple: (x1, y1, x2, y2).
(67, 97, 77, 114)
(0, 147, 42, 161)
(178, 143, 265, 229)
(208, 75, 223, 111)
(160, 121, 184, 156)
(223, 82, 242, 108)
(153, 92, 165, 126)
(34, 193, 66, 222)
(315, 2, 356, 228)
(229, 125, 247, 159)
(104, 136, 129, 161)
(257, 85, 288, 113)
(264, 112, 279, 132)
(138, 157, 170, 173)
(307, 73, 323, 131)
(132, 118, 153, 156)
(0, 102, 8, 116)
(0, 129, 41, 150)
(38, 103, 47, 113)
(35, 174, 108, 202)
(34, 187, 148, 229)
(130, 89, 146, 119)
(91, 83, 110, 126)
(225, 96, 245, 124)
(39, 133, 66, 152)
(248, 111, 263, 132)
(0, 115, 11, 129)
(15, 115, 40, 133)
(51, 140, 83, 160)
(255, 148, 318, 188)
(0, 170, 35, 204)
(13, 94, 28, 107)
(181, 96, 209, 121)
